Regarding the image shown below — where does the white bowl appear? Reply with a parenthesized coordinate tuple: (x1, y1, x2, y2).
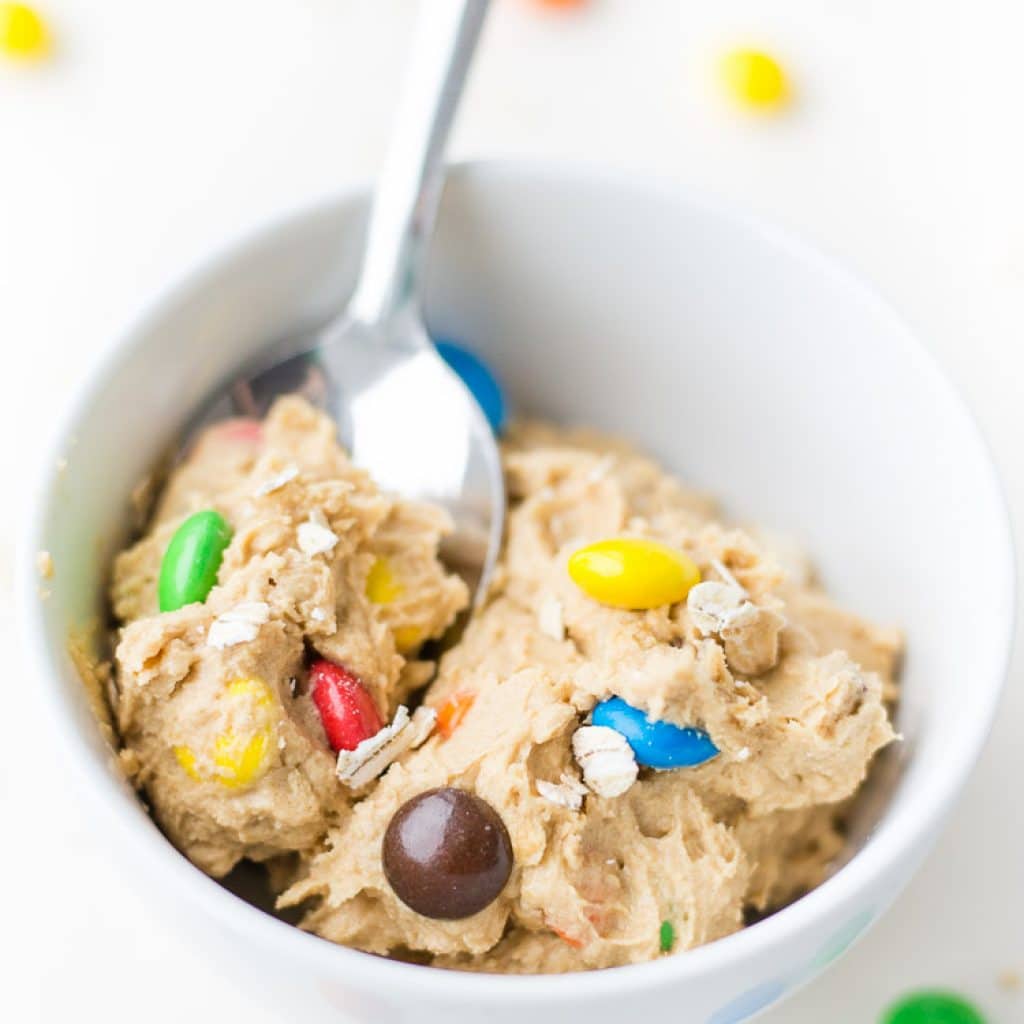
(20, 163, 1014, 1024)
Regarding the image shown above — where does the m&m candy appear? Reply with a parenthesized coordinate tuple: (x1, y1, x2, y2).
(591, 696, 719, 769)
(383, 787, 513, 919)
(0, 3, 48, 60)
(366, 556, 404, 604)
(532, 0, 587, 9)
(309, 659, 383, 752)
(213, 417, 264, 445)
(435, 339, 507, 435)
(882, 991, 987, 1024)
(392, 625, 423, 654)
(719, 47, 789, 111)
(174, 677, 275, 789)
(568, 538, 701, 610)
(158, 509, 233, 612)
(435, 691, 475, 739)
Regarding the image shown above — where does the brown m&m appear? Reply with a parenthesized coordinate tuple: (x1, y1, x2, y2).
(382, 787, 513, 919)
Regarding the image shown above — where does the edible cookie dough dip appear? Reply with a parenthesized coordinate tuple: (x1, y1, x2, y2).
(107, 395, 900, 973)
(110, 398, 468, 875)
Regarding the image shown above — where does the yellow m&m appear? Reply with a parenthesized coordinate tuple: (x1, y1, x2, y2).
(0, 4, 48, 59)
(174, 677, 275, 789)
(366, 556, 404, 605)
(719, 47, 789, 111)
(392, 625, 423, 654)
(365, 558, 423, 652)
(568, 538, 700, 610)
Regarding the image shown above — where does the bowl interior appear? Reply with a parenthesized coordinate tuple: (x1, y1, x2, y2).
(28, 163, 1012, 964)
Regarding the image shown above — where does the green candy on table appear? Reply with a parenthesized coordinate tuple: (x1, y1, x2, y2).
(158, 509, 233, 612)
(659, 920, 675, 953)
(882, 990, 987, 1024)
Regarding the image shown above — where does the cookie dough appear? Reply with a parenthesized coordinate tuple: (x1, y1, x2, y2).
(110, 398, 467, 875)
(107, 398, 900, 970)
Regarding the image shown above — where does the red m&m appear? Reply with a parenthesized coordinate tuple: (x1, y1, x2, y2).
(309, 659, 384, 752)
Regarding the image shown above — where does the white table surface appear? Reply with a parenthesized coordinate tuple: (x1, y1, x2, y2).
(2, 2, 1022, 1021)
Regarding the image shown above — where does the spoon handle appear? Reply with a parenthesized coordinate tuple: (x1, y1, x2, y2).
(348, 0, 491, 329)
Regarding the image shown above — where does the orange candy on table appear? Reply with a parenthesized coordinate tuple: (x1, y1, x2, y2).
(531, 0, 587, 9)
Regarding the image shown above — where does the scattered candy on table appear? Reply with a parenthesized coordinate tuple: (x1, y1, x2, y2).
(435, 690, 475, 738)
(435, 339, 508, 434)
(881, 990, 987, 1024)
(591, 696, 719, 769)
(174, 677, 275, 789)
(309, 658, 384, 752)
(383, 787, 513, 919)
(530, 0, 588, 10)
(158, 509, 233, 612)
(0, 3, 48, 60)
(568, 537, 701, 610)
(659, 919, 675, 953)
(365, 556, 404, 604)
(718, 47, 790, 111)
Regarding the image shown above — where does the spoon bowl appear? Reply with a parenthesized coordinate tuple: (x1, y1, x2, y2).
(185, 310, 503, 593)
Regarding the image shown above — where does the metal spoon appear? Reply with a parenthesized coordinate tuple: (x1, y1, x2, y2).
(183, 0, 502, 598)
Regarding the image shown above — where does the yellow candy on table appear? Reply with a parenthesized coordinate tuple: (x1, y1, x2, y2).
(568, 538, 701, 610)
(719, 47, 789, 110)
(173, 676, 275, 789)
(0, 3, 49, 59)
(366, 556, 404, 605)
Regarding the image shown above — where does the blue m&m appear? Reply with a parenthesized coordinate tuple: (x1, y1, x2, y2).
(592, 696, 719, 769)
(435, 339, 507, 434)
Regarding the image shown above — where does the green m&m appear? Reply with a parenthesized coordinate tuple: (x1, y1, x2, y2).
(158, 510, 232, 612)
(882, 990, 986, 1024)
